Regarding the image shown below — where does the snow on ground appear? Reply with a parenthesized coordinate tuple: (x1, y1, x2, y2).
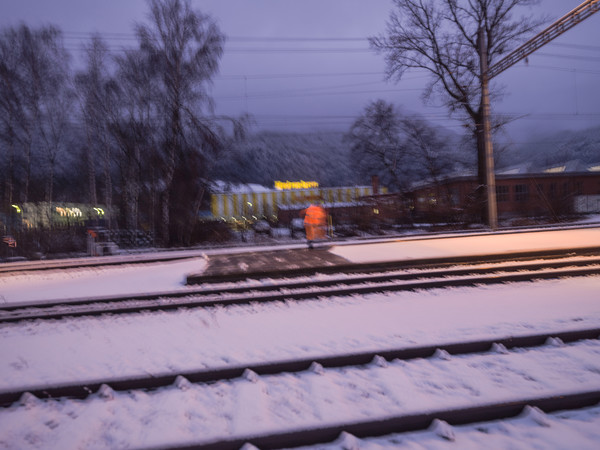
(0, 229, 600, 448)
(298, 404, 600, 449)
(0, 257, 207, 303)
(1, 275, 599, 389)
(1, 339, 600, 449)
(329, 227, 600, 263)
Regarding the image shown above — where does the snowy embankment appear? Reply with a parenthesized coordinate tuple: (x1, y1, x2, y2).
(1, 339, 599, 449)
(0, 271, 599, 448)
(0, 228, 599, 448)
(0, 258, 207, 303)
(0, 269, 599, 389)
(329, 227, 600, 263)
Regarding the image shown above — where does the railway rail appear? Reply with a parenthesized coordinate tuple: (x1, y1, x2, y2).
(187, 390, 600, 450)
(1, 222, 598, 275)
(1, 328, 599, 448)
(2, 255, 600, 323)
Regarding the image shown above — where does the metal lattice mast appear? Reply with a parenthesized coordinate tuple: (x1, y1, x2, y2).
(488, 0, 600, 80)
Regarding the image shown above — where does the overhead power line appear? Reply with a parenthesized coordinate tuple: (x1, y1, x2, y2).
(218, 87, 423, 101)
(217, 71, 384, 80)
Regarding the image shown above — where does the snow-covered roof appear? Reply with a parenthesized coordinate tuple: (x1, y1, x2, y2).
(210, 180, 272, 194)
(410, 160, 600, 190)
(540, 160, 590, 174)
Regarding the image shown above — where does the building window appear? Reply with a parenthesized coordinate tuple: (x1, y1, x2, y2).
(536, 183, 544, 195)
(514, 184, 529, 202)
(448, 188, 460, 206)
(496, 185, 509, 202)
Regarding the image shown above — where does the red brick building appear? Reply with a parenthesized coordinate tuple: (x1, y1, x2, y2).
(406, 161, 600, 223)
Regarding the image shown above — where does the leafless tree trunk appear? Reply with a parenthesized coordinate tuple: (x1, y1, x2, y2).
(108, 49, 157, 233)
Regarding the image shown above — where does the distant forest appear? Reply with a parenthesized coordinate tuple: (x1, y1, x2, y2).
(504, 125, 600, 169)
(213, 124, 600, 190)
(213, 131, 356, 188)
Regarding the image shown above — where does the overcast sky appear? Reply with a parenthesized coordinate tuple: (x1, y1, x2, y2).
(1, 0, 599, 142)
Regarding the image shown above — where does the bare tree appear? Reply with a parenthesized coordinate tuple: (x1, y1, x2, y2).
(0, 28, 22, 208)
(36, 33, 73, 211)
(346, 99, 456, 192)
(370, 0, 545, 219)
(136, 0, 225, 245)
(75, 35, 112, 210)
(401, 116, 456, 186)
(108, 49, 159, 232)
(0, 24, 72, 213)
(345, 100, 409, 191)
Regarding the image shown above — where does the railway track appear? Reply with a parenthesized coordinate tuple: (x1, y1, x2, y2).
(1, 223, 598, 276)
(1, 327, 599, 448)
(2, 256, 600, 323)
(2, 232, 600, 448)
(188, 391, 600, 450)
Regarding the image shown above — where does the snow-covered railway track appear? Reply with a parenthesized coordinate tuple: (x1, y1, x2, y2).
(183, 391, 600, 450)
(0, 327, 597, 407)
(1, 328, 599, 448)
(2, 258, 600, 323)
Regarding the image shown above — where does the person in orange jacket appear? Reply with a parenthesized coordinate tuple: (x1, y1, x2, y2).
(300, 201, 327, 249)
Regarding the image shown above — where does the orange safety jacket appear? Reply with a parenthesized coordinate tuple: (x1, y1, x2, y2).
(303, 204, 326, 225)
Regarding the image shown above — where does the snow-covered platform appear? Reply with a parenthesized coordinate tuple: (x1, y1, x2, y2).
(187, 227, 600, 284)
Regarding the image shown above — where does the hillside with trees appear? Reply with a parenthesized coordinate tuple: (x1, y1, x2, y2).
(503, 125, 600, 169)
(212, 131, 356, 188)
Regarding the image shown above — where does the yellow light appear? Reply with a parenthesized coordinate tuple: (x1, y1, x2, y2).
(66, 207, 82, 217)
(373, 208, 380, 214)
(94, 207, 105, 216)
(11, 204, 21, 213)
(274, 180, 319, 190)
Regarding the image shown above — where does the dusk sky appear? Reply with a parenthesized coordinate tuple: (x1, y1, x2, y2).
(1, 0, 599, 142)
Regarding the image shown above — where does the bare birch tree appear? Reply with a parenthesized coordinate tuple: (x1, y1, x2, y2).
(0, 25, 72, 213)
(136, 0, 225, 245)
(108, 49, 159, 232)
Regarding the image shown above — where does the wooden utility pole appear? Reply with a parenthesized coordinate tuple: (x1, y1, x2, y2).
(478, 28, 498, 230)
